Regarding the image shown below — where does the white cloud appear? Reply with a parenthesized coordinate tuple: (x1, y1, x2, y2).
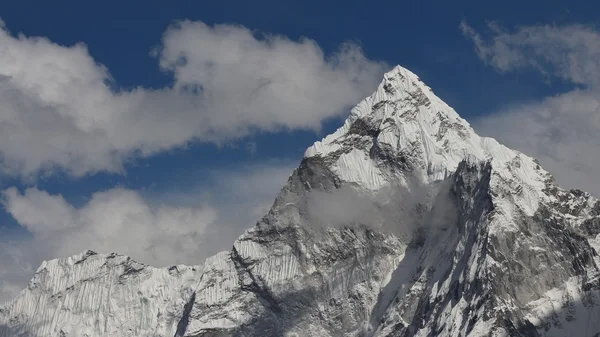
(302, 178, 456, 241)
(2, 187, 216, 266)
(460, 21, 600, 85)
(0, 20, 386, 178)
(463, 22, 600, 197)
(0, 162, 295, 303)
(473, 89, 600, 196)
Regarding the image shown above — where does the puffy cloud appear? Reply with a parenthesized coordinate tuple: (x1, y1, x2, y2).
(0, 20, 386, 178)
(2, 187, 216, 266)
(463, 22, 600, 196)
(158, 21, 387, 135)
(0, 162, 295, 303)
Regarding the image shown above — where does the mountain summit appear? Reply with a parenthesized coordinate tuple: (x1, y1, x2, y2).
(2, 66, 600, 337)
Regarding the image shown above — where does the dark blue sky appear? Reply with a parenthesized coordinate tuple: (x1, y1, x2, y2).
(0, 0, 594, 226)
(0, 0, 589, 107)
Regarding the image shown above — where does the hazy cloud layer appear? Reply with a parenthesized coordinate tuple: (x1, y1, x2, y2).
(0, 163, 294, 303)
(304, 179, 456, 241)
(0, 20, 386, 178)
(462, 22, 600, 196)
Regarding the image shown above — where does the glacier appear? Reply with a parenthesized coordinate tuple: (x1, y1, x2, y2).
(1, 65, 600, 336)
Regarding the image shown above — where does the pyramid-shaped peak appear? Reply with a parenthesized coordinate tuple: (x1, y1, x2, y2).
(338, 64, 458, 126)
(380, 65, 435, 96)
(306, 65, 468, 157)
(304, 64, 528, 190)
(384, 65, 425, 84)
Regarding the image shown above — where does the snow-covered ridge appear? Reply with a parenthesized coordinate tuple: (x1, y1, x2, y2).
(1, 249, 202, 337)
(2, 65, 600, 337)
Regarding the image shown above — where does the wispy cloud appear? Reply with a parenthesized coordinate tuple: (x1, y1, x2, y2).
(303, 178, 456, 242)
(463, 21, 600, 196)
(460, 20, 600, 85)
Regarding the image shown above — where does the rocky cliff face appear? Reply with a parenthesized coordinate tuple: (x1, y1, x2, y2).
(1, 66, 600, 337)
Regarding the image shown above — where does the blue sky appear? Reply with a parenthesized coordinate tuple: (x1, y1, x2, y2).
(0, 0, 586, 112)
(0, 0, 586, 203)
(1, 0, 600, 301)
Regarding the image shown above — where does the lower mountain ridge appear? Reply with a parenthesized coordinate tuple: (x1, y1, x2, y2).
(1, 66, 599, 337)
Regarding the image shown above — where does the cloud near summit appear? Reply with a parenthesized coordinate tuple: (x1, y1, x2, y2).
(0, 20, 386, 178)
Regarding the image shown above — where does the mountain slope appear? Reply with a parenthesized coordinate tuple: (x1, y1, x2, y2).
(1, 65, 600, 337)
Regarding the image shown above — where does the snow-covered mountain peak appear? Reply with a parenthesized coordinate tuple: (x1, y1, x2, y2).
(305, 65, 533, 193)
(3, 65, 600, 337)
(370, 65, 449, 115)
